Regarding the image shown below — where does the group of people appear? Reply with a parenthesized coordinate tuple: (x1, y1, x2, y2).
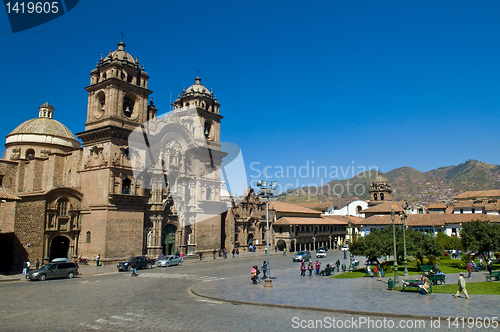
(213, 248, 230, 259)
(250, 261, 269, 284)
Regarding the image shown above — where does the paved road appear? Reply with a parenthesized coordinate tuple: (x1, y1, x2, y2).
(0, 250, 495, 331)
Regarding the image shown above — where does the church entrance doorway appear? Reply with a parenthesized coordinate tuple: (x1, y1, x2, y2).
(163, 224, 176, 255)
(247, 233, 254, 251)
(50, 236, 70, 261)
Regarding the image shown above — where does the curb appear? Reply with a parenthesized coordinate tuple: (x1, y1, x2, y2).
(188, 286, 452, 321)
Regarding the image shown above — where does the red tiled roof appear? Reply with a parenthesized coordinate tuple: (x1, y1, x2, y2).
(427, 203, 447, 209)
(362, 201, 405, 214)
(0, 188, 21, 201)
(275, 216, 348, 225)
(269, 201, 322, 214)
(296, 202, 334, 209)
(361, 213, 500, 227)
(454, 190, 500, 200)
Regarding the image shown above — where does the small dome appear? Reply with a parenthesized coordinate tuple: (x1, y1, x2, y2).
(185, 76, 211, 96)
(374, 171, 388, 184)
(221, 181, 231, 198)
(103, 41, 136, 65)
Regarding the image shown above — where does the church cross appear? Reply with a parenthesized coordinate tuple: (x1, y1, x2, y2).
(120, 31, 125, 41)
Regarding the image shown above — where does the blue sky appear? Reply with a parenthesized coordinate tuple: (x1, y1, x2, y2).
(1, 1, 500, 192)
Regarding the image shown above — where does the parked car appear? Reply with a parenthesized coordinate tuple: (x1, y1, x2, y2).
(316, 250, 327, 258)
(117, 255, 155, 271)
(317, 246, 328, 252)
(293, 250, 311, 262)
(27, 262, 79, 281)
(341, 246, 349, 252)
(156, 255, 181, 267)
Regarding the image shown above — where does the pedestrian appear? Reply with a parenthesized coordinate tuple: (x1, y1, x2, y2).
(300, 261, 306, 277)
(236, 248, 239, 257)
(232, 248, 235, 258)
(487, 258, 493, 275)
(224, 248, 228, 259)
(308, 261, 314, 277)
(96, 254, 100, 267)
(274, 245, 277, 253)
(253, 245, 256, 252)
(454, 272, 470, 299)
(213, 249, 216, 259)
(199, 252, 203, 260)
(262, 261, 268, 278)
(26, 260, 31, 271)
(219, 248, 222, 257)
(315, 260, 321, 275)
(22, 261, 28, 275)
(131, 262, 138, 277)
(251, 266, 258, 284)
(283, 248, 286, 256)
(255, 265, 261, 283)
(343, 250, 347, 259)
(466, 261, 473, 279)
(180, 252, 184, 264)
(336, 260, 340, 272)
(35, 259, 40, 270)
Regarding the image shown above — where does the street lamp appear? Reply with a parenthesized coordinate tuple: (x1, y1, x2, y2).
(257, 169, 278, 288)
(401, 202, 409, 276)
(391, 207, 399, 284)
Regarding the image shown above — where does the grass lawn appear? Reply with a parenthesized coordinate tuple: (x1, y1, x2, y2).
(394, 282, 500, 295)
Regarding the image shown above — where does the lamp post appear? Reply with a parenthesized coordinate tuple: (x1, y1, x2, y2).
(348, 221, 353, 271)
(257, 169, 278, 288)
(401, 202, 409, 276)
(391, 207, 399, 284)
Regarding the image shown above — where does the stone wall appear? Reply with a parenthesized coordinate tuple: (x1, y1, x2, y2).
(13, 198, 45, 268)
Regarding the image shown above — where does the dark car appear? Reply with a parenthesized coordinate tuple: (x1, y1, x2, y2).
(117, 255, 155, 271)
(27, 262, 79, 281)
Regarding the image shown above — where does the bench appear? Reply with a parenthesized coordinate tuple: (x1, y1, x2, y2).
(486, 271, 500, 282)
(352, 261, 360, 269)
(419, 265, 433, 273)
(320, 267, 334, 276)
(427, 274, 446, 285)
(402, 279, 433, 294)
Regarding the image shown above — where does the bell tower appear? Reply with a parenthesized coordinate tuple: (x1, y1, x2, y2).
(76, 41, 153, 261)
(83, 41, 153, 132)
(172, 76, 222, 151)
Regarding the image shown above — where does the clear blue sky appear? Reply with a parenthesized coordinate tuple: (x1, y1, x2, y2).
(1, 1, 500, 192)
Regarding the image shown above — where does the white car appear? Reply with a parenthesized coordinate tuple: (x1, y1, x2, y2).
(341, 246, 349, 252)
(316, 250, 327, 258)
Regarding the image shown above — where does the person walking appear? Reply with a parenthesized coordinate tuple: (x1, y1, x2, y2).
(232, 248, 235, 258)
(315, 260, 321, 275)
(487, 258, 493, 275)
(300, 261, 306, 277)
(336, 260, 340, 272)
(236, 248, 239, 258)
(180, 252, 184, 264)
(22, 261, 28, 275)
(35, 259, 40, 270)
(274, 245, 277, 253)
(283, 248, 286, 256)
(96, 254, 101, 267)
(131, 262, 138, 277)
(308, 261, 314, 277)
(218, 248, 222, 257)
(454, 272, 470, 299)
(224, 248, 228, 259)
(262, 261, 268, 278)
(255, 265, 261, 283)
(213, 249, 216, 259)
(251, 266, 258, 284)
(199, 252, 203, 260)
(343, 250, 347, 259)
(466, 261, 474, 279)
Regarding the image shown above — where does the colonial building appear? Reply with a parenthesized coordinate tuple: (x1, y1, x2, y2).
(0, 41, 233, 270)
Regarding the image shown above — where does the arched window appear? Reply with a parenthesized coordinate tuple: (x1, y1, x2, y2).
(58, 200, 68, 216)
(206, 188, 212, 200)
(373, 193, 378, 200)
(204, 121, 211, 139)
(25, 149, 35, 160)
(86, 231, 91, 243)
(357, 205, 362, 214)
(380, 193, 384, 200)
(122, 178, 131, 194)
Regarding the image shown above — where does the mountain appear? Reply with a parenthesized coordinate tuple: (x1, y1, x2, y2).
(275, 160, 500, 206)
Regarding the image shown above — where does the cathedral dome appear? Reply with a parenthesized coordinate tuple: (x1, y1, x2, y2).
(373, 171, 388, 184)
(185, 76, 211, 96)
(103, 41, 136, 66)
(6, 102, 80, 149)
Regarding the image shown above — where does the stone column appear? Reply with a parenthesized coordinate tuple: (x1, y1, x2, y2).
(43, 234, 50, 262)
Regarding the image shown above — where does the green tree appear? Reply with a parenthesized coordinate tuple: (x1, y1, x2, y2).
(349, 228, 392, 263)
(436, 232, 463, 251)
(460, 220, 500, 254)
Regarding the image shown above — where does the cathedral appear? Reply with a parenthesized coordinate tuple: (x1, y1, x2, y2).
(0, 41, 255, 270)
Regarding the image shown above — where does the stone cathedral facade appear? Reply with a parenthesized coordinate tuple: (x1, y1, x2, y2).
(0, 41, 243, 270)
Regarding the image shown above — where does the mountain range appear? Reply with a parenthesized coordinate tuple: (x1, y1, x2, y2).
(275, 159, 500, 207)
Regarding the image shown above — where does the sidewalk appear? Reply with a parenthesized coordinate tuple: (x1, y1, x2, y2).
(191, 267, 498, 319)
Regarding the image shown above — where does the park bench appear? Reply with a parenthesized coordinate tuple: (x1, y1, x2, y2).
(419, 265, 433, 273)
(486, 271, 500, 282)
(352, 261, 360, 269)
(427, 274, 446, 285)
(320, 267, 334, 276)
(402, 279, 433, 294)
